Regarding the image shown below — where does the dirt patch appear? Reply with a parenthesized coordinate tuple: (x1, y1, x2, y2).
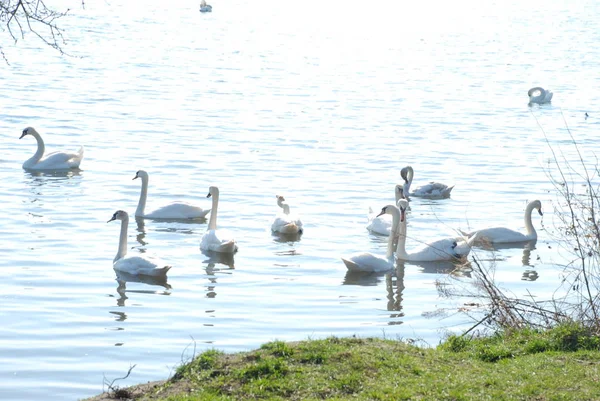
(82, 379, 197, 401)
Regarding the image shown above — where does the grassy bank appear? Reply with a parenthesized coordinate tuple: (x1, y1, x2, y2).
(86, 323, 600, 401)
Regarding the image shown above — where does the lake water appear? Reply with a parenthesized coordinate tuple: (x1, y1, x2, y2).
(1, 0, 599, 399)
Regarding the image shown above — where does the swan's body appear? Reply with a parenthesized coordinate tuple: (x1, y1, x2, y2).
(108, 210, 171, 276)
(133, 170, 210, 219)
(528, 87, 553, 104)
(20, 127, 84, 171)
(342, 205, 402, 272)
(200, 186, 238, 254)
(460, 200, 543, 244)
(400, 166, 453, 199)
(200, 0, 212, 12)
(272, 195, 303, 234)
(367, 185, 406, 236)
(395, 199, 476, 262)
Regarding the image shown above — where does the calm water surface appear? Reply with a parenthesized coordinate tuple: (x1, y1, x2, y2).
(1, 0, 599, 399)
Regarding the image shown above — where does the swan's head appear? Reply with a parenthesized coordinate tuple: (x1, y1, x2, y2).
(107, 210, 129, 223)
(276, 195, 286, 201)
(395, 184, 405, 199)
(133, 170, 148, 181)
(207, 186, 219, 198)
(400, 166, 412, 183)
(532, 200, 543, 216)
(397, 199, 409, 221)
(20, 127, 37, 139)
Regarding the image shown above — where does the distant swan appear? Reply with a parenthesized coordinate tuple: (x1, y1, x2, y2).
(460, 200, 543, 244)
(200, 186, 238, 254)
(272, 195, 303, 234)
(200, 0, 212, 12)
(367, 184, 406, 236)
(401, 166, 454, 199)
(19, 127, 84, 171)
(395, 199, 476, 262)
(107, 210, 171, 276)
(133, 170, 210, 219)
(528, 87, 553, 104)
(342, 204, 402, 272)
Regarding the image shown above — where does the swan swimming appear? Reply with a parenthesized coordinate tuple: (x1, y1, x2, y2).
(133, 170, 211, 219)
(395, 199, 476, 262)
(342, 204, 402, 272)
(400, 166, 454, 199)
(200, 186, 238, 254)
(19, 127, 84, 171)
(460, 200, 543, 244)
(528, 87, 553, 104)
(272, 195, 304, 234)
(107, 210, 172, 276)
(200, 0, 212, 12)
(367, 184, 406, 236)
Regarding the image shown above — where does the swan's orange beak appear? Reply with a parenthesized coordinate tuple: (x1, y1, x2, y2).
(400, 208, 405, 222)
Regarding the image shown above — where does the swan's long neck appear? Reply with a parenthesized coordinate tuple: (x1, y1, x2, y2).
(208, 192, 219, 230)
(395, 212, 409, 260)
(386, 207, 401, 259)
(25, 131, 45, 166)
(135, 176, 149, 217)
(403, 167, 414, 194)
(282, 204, 291, 215)
(115, 216, 129, 262)
(524, 202, 537, 236)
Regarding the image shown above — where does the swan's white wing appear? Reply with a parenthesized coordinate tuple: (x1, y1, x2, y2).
(411, 182, 454, 198)
(272, 215, 303, 234)
(469, 227, 532, 243)
(366, 212, 393, 236)
(201, 229, 238, 254)
(406, 238, 463, 262)
(145, 202, 211, 219)
(342, 252, 394, 272)
(30, 146, 84, 170)
(113, 255, 171, 276)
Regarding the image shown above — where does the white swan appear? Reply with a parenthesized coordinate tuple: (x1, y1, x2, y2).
(400, 166, 454, 199)
(19, 127, 84, 171)
(272, 195, 304, 234)
(107, 210, 172, 276)
(367, 184, 406, 236)
(342, 204, 402, 272)
(395, 199, 476, 262)
(200, 0, 212, 12)
(200, 186, 238, 254)
(133, 170, 211, 219)
(460, 200, 543, 244)
(528, 87, 553, 104)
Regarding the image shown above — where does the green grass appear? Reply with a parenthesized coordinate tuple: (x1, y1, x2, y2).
(90, 324, 600, 401)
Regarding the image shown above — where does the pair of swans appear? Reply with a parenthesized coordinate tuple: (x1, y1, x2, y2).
(133, 170, 211, 219)
(20, 127, 84, 171)
(271, 195, 304, 234)
(343, 199, 477, 272)
(528, 87, 553, 104)
(367, 184, 406, 236)
(400, 166, 454, 199)
(200, 0, 212, 12)
(460, 200, 543, 244)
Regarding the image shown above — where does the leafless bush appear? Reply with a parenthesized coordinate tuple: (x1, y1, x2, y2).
(445, 115, 600, 335)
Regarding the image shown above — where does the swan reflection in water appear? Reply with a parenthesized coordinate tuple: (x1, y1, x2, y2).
(202, 251, 235, 270)
(114, 270, 172, 307)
